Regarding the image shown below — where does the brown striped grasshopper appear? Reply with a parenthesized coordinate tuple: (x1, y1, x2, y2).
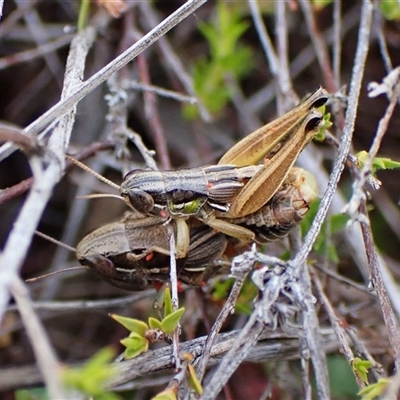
(76, 167, 316, 291)
(76, 214, 229, 291)
(119, 88, 328, 258)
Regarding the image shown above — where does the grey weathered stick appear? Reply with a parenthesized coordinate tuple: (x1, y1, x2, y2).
(167, 223, 181, 370)
(0, 328, 338, 390)
(200, 313, 263, 400)
(292, 0, 373, 270)
(10, 277, 67, 399)
(360, 201, 400, 371)
(312, 271, 366, 389)
(6, 293, 154, 313)
(0, 27, 96, 324)
(333, 0, 342, 86)
(299, 0, 335, 92)
(0, 33, 73, 70)
(289, 228, 329, 400)
(288, 2, 373, 396)
(195, 251, 254, 382)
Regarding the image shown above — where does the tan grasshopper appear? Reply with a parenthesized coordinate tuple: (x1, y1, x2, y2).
(76, 213, 229, 291)
(119, 87, 328, 257)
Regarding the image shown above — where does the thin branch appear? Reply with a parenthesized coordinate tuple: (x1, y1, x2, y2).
(247, 0, 279, 76)
(332, 0, 342, 87)
(5, 292, 154, 313)
(167, 223, 180, 370)
(289, 228, 329, 400)
(293, 0, 373, 268)
(299, 0, 336, 92)
(195, 253, 252, 381)
(136, 49, 171, 169)
(138, 1, 211, 122)
(10, 277, 66, 398)
(312, 271, 366, 389)
(344, 68, 400, 223)
(0, 26, 96, 324)
(360, 201, 400, 371)
(0, 32, 73, 70)
(373, 1, 393, 73)
(128, 81, 197, 104)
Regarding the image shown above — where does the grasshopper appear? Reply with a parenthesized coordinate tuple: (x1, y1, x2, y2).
(75, 167, 317, 291)
(76, 213, 229, 291)
(119, 88, 327, 257)
(119, 164, 263, 258)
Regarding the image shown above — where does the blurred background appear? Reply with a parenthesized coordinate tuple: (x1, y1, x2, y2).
(1, 1, 400, 398)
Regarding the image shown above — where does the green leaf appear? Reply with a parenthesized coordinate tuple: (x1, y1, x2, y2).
(312, 0, 333, 10)
(187, 363, 203, 395)
(184, 1, 254, 119)
(329, 213, 349, 234)
(212, 278, 235, 301)
(161, 307, 185, 335)
(63, 347, 120, 398)
(356, 151, 400, 174)
(352, 357, 372, 384)
(379, 0, 400, 20)
(15, 388, 49, 400)
(164, 286, 173, 317)
(358, 378, 390, 399)
(120, 333, 149, 359)
(314, 108, 332, 141)
(148, 317, 162, 330)
(151, 389, 177, 400)
(110, 314, 148, 335)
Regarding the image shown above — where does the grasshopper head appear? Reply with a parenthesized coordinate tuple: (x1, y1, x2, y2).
(122, 189, 155, 214)
(120, 169, 164, 213)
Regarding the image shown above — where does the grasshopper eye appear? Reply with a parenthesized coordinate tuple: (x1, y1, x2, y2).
(125, 190, 155, 213)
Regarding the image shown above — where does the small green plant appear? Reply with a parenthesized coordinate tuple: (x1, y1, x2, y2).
(379, 0, 400, 20)
(314, 105, 332, 141)
(62, 347, 121, 400)
(184, 2, 254, 118)
(355, 151, 400, 176)
(352, 357, 372, 384)
(358, 378, 391, 400)
(112, 287, 185, 359)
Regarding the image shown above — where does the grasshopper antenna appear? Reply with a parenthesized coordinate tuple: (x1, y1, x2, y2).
(35, 230, 76, 252)
(26, 231, 88, 283)
(66, 154, 127, 203)
(26, 266, 87, 282)
(66, 154, 121, 190)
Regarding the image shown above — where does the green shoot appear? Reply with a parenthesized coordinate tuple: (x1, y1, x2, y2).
(184, 2, 254, 118)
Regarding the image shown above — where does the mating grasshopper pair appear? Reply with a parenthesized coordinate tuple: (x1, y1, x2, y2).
(76, 87, 328, 290)
(118, 88, 328, 259)
(77, 167, 317, 290)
